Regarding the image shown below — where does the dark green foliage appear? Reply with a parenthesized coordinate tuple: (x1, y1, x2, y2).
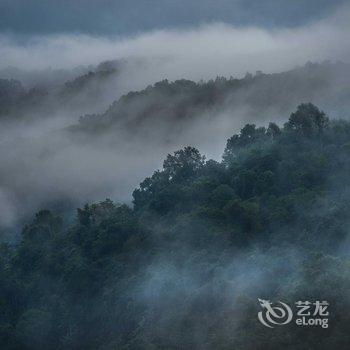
(1, 104, 350, 349)
(285, 103, 329, 136)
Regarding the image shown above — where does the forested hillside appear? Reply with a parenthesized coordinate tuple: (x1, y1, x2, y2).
(3, 61, 350, 232)
(0, 60, 121, 121)
(76, 61, 350, 133)
(1, 61, 349, 125)
(1, 104, 349, 349)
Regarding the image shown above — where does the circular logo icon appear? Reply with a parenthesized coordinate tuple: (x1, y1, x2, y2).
(258, 298, 293, 328)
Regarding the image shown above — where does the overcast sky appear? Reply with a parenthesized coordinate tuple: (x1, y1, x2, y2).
(0, 1, 349, 76)
(0, 0, 348, 36)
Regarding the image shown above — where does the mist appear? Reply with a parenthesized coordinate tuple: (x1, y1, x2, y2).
(1, 3, 350, 231)
(1, 2, 350, 349)
(1, 2, 350, 81)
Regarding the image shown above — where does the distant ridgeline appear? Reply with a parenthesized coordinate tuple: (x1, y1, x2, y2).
(0, 60, 120, 120)
(1, 61, 349, 124)
(1, 103, 350, 349)
(74, 61, 350, 132)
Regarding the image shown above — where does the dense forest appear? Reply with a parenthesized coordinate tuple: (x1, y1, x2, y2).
(1, 103, 349, 349)
(3, 61, 350, 236)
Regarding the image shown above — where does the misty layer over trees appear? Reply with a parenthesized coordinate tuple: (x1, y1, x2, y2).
(1, 61, 350, 231)
(76, 61, 350, 132)
(1, 1, 350, 348)
(0, 104, 349, 349)
(0, 60, 123, 121)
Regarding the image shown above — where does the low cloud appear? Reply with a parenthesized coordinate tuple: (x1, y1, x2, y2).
(1, 3, 349, 84)
(0, 4, 349, 230)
